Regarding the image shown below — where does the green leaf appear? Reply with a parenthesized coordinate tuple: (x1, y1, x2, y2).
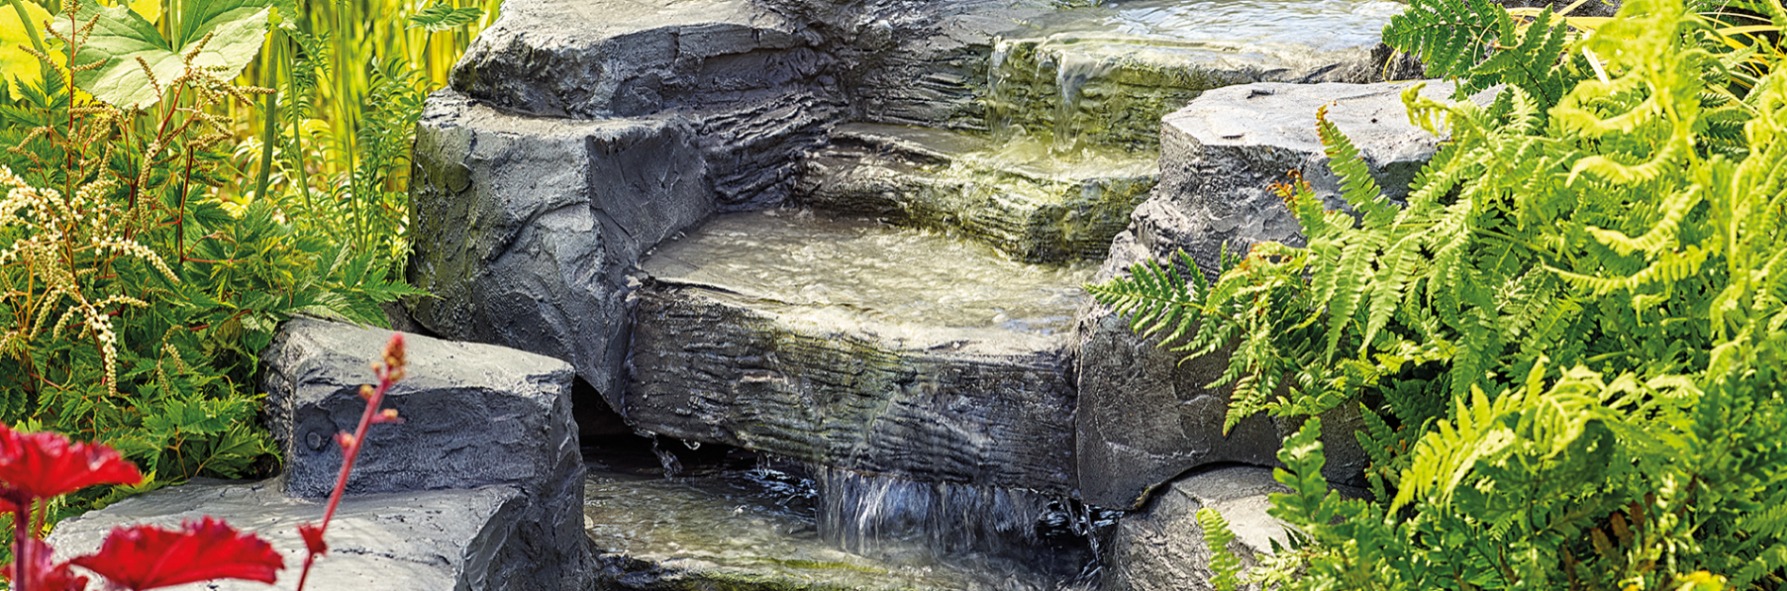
(57, 0, 272, 109)
(407, 2, 481, 31)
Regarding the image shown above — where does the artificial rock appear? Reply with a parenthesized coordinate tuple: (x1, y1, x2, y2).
(797, 123, 1156, 263)
(407, 90, 712, 412)
(1077, 81, 1456, 508)
(48, 480, 533, 591)
(626, 211, 1086, 492)
(1098, 467, 1288, 591)
(260, 317, 590, 588)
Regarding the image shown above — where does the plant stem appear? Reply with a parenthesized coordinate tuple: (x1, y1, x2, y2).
(295, 346, 399, 591)
(255, 31, 281, 203)
(11, 504, 29, 591)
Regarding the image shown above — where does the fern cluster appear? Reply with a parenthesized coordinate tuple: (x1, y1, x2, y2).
(1089, 0, 1787, 586)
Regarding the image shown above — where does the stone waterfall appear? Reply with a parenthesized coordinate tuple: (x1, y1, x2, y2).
(46, 0, 1459, 589)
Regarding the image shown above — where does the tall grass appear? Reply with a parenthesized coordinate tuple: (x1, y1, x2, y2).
(229, 0, 503, 265)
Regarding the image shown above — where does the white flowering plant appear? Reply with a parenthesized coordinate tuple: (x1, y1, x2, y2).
(0, 0, 417, 523)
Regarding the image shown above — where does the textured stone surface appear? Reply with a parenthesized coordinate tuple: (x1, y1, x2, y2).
(407, 90, 712, 412)
(1077, 81, 1455, 508)
(48, 480, 533, 591)
(797, 123, 1155, 263)
(260, 317, 590, 587)
(448, 0, 842, 208)
(1099, 467, 1287, 591)
(451, 0, 821, 119)
(627, 212, 1086, 492)
(984, 0, 1415, 149)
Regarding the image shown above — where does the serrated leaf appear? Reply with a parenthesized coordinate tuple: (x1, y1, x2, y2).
(407, 2, 481, 31)
(55, 0, 272, 109)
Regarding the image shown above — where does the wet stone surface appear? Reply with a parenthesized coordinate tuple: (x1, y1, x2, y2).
(798, 123, 1157, 264)
(582, 442, 1090, 591)
(627, 211, 1086, 493)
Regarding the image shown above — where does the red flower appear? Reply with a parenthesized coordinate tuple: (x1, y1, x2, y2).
(0, 424, 142, 505)
(70, 517, 283, 591)
(4, 539, 88, 591)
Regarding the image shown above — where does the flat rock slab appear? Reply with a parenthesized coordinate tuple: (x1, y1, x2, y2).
(798, 123, 1156, 263)
(1099, 467, 1287, 591)
(987, 0, 1409, 148)
(584, 467, 1062, 591)
(1076, 81, 1456, 509)
(47, 480, 532, 591)
(260, 317, 590, 587)
(451, 0, 823, 118)
(628, 211, 1087, 492)
(407, 90, 712, 411)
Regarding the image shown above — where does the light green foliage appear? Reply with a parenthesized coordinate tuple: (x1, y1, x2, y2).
(407, 1, 482, 31)
(1091, 0, 1787, 585)
(0, 0, 416, 520)
(1196, 507, 1244, 591)
(59, 0, 275, 109)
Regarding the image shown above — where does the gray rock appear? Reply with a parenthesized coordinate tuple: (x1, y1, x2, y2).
(797, 123, 1156, 263)
(406, 90, 712, 413)
(260, 317, 590, 588)
(626, 211, 1086, 492)
(1127, 81, 1453, 276)
(448, 0, 842, 208)
(451, 0, 822, 119)
(983, 0, 1413, 149)
(1077, 81, 1455, 508)
(47, 480, 535, 591)
(1099, 467, 1288, 591)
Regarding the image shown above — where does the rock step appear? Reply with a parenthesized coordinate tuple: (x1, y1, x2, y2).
(797, 122, 1156, 264)
(451, 0, 823, 119)
(446, 0, 841, 208)
(1076, 80, 1457, 510)
(49, 482, 529, 591)
(984, 0, 1408, 149)
(583, 461, 1066, 591)
(626, 211, 1088, 493)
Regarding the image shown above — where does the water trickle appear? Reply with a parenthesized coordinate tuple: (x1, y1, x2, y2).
(814, 465, 1104, 581)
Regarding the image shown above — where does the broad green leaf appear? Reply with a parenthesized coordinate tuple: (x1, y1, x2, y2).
(56, 0, 271, 109)
(0, 0, 54, 99)
(407, 1, 481, 31)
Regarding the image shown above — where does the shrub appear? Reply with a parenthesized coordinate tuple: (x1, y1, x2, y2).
(1091, 0, 1787, 586)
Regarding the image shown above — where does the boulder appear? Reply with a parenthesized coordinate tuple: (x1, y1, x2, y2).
(447, 0, 843, 208)
(450, 0, 823, 119)
(797, 123, 1156, 263)
(260, 317, 590, 588)
(626, 211, 1085, 493)
(1099, 467, 1288, 591)
(48, 481, 535, 591)
(1077, 81, 1455, 508)
(406, 90, 712, 412)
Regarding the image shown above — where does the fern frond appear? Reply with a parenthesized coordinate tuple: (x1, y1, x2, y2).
(1197, 507, 1245, 591)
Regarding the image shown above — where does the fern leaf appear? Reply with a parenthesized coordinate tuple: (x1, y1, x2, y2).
(1197, 507, 1245, 591)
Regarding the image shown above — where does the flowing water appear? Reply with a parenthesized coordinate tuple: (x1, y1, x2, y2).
(584, 440, 1106, 590)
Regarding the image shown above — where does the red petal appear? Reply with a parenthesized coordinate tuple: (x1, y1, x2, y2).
(4, 539, 90, 591)
(298, 522, 329, 556)
(71, 517, 283, 590)
(0, 423, 143, 502)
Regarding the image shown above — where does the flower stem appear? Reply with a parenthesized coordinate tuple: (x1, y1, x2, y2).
(11, 504, 29, 591)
